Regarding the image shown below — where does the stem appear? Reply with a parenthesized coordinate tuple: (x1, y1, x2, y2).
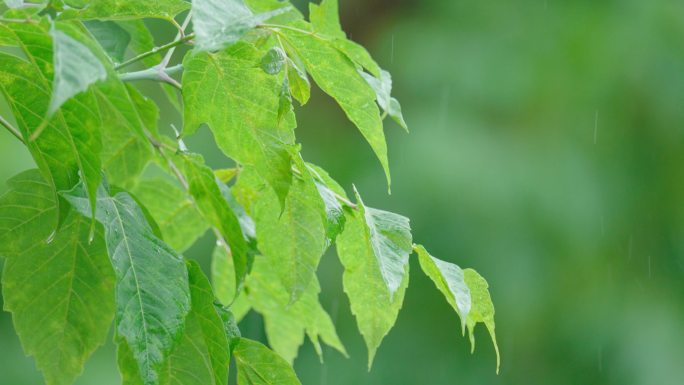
(0, 17, 36, 24)
(0, 114, 24, 143)
(114, 33, 195, 71)
(119, 64, 184, 87)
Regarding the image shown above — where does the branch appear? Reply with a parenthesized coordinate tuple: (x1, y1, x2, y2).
(0, 114, 24, 144)
(119, 64, 183, 88)
(114, 33, 195, 71)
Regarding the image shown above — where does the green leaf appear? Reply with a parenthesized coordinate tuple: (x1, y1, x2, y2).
(84, 20, 131, 64)
(233, 338, 302, 385)
(184, 154, 254, 291)
(0, 22, 104, 228)
(117, 262, 231, 385)
(49, 23, 107, 115)
(214, 304, 242, 353)
(309, 0, 344, 39)
(279, 27, 391, 188)
(253, 158, 326, 303)
(286, 59, 310, 105)
(131, 177, 208, 252)
(246, 254, 347, 364)
(94, 82, 156, 188)
(261, 46, 286, 75)
(58, 0, 190, 21)
(62, 182, 191, 385)
(160, 261, 230, 385)
(191, 0, 291, 52)
(414, 244, 471, 332)
(355, 187, 412, 297)
(182, 42, 295, 208)
(0, 170, 115, 385)
(211, 246, 252, 321)
(0, 170, 57, 256)
(464, 268, 500, 373)
(360, 69, 408, 131)
(306, 163, 346, 246)
(335, 188, 412, 367)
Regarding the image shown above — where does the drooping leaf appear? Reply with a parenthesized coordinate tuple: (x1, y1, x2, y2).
(49, 24, 107, 115)
(360, 69, 408, 131)
(191, 0, 291, 52)
(58, 0, 190, 21)
(117, 264, 232, 385)
(0, 170, 115, 385)
(355, 187, 412, 297)
(335, 188, 412, 367)
(184, 154, 254, 291)
(62, 182, 191, 385)
(0, 22, 104, 228)
(306, 163, 346, 246)
(464, 268, 500, 373)
(211, 246, 252, 321)
(286, 59, 310, 105)
(182, 41, 295, 208)
(246, 254, 347, 364)
(84, 20, 131, 64)
(252, 158, 326, 303)
(414, 244, 471, 332)
(279, 26, 391, 187)
(233, 338, 302, 385)
(159, 261, 230, 385)
(131, 177, 208, 252)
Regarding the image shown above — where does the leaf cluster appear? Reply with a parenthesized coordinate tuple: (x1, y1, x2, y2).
(0, 1, 499, 384)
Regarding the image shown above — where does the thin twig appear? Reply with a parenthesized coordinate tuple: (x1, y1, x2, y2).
(114, 33, 195, 71)
(0, 114, 24, 143)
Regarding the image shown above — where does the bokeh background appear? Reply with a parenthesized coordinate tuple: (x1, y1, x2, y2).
(3, 0, 684, 384)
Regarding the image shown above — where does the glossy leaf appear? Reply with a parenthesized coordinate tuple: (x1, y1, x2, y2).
(233, 338, 302, 385)
(414, 244, 471, 331)
(117, 262, 230, 385)
(184, 154, 253, 291)
(62, 182, 191, 385)
(279, 27, 391, 187)
(355, 187, 412, 298)
(0, 170, 115, 385)
(192, 0, 290, 52)
(286, 59, 310, 105)
(336, 188, 412, 367)
(49, 24, 107, 115)
(182, 42, 295, 208)
(464, 268, 500, 372)
(131, 177, 208, 252)
(360, 69, 408, 131)
(306, 163, 346, 246)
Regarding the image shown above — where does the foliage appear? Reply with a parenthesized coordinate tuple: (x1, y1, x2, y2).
(0, 1, 498, 384)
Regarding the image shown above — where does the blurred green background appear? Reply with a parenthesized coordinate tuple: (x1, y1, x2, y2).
(3, 0, 684, 384)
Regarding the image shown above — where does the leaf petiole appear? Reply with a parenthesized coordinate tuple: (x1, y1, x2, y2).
(114, 33, 195, 71)
(0, 114, 24, 144)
